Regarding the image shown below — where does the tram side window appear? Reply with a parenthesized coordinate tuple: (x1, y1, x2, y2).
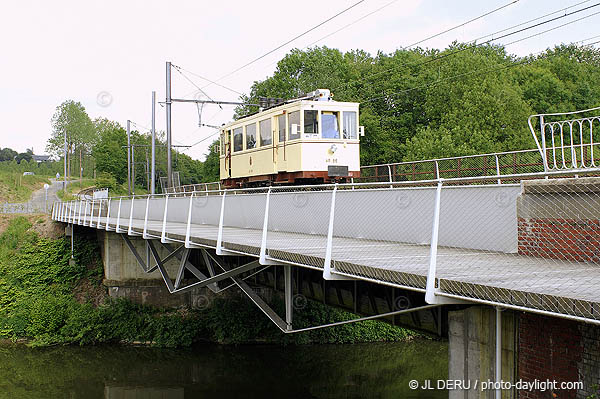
(342, 111, 357, 139)
(304, 110, 318, 135)
(219, 133, 224, 155)
(288, 111, 300, 140)
(233, 127, 243, 152)
(260, 118, 272, 146)
(321, 111, 340, 139)
(278, 114, 286, 142)
(246, 123, 257, 149)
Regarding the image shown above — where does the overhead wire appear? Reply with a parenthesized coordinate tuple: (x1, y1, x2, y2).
(401, 0, 520, 49)
(201, 0, 367, 90)
(364, 28, 600, 105)
(331, 1, 600, 93)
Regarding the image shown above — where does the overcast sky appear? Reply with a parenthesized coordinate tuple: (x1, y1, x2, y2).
(1, 0, 598, 160)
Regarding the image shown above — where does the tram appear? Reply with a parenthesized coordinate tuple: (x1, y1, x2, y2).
(219, 89, 364, 187)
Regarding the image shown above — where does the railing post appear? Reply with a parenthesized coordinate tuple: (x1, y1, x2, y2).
(116, 198, 123, 233)
(323, 184, 350, 280)
(540, 115, 549, 172)
(78, 199, 83, 224)
(387, 164, 393, 188)
(216, 191, 227, 255)
(68, 201, 74, 223)
(143, 195, 150, 239)
(83, 201, 89, 226)
(128, 196, 135, 235)
(425, 180, 443, 304)
(105, 198, 111, 231)
(185, 192, 195, 248)
(259, 187, 274, 264)
(161, 194, 169, 243)
(434, 160, 439, 179)
(96, 199, 102, 228)
(495, 154, 501, 184)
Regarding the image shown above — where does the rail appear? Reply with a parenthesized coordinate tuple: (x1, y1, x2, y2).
(53, 166, 600, 324)
(528, 106, 600, 172)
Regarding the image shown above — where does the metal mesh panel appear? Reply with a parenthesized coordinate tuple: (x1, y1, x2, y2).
(222, 190, 267, 254)
(266, 187, 332, 268)
(332, 187, 435, 289)
(436, 177, 600, 321)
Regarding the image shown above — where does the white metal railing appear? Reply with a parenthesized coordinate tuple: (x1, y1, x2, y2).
(52, 165, 600, 325)
(528, 106, 600, 171)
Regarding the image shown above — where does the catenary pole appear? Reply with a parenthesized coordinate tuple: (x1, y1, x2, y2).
(127, 119, 131, 196)
(151, 91, 156, 194)
(166, 61, 173, 189)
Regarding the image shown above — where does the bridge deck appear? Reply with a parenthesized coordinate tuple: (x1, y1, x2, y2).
(88, 216, 600, 319)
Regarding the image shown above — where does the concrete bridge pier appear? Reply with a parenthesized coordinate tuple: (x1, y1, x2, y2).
(97, 230, 212, 307)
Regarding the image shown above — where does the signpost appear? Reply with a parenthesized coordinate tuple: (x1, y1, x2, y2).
(44, 183, 49, 213)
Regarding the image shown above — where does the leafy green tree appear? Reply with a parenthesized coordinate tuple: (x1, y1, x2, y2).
(0, 148, 18, 162)
(46, 100, 95, 179)
(202, 140, 220, 182)
(92, 119, 127, 184)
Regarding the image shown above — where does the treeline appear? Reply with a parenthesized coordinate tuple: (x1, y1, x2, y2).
(235, 43, 600, 165)
(45, 101, 218, 191)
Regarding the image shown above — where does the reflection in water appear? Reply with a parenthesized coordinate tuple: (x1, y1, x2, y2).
(0, 340, 447, 399)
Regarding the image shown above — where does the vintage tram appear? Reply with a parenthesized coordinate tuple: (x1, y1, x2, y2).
(219, 89, 364, 187)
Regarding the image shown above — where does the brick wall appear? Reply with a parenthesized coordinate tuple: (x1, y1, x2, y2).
(517, 312, 600, 399)
(517, 217, 600, 263)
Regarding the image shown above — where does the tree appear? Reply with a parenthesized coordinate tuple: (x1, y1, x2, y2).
(202, 140, 220, 182)
(0, 147, 18, 162)
(92, 119, 127, 184)
(46, 100, 95, 179)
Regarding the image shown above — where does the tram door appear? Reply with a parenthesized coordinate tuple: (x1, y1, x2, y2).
(222, 130, 231, 178)
(276, 114, 287, 171)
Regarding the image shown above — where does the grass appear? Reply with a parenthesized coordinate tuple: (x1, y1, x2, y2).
(0, 172, 50, 203)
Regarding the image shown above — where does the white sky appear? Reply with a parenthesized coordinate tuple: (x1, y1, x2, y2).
(1, 0, 598, 160)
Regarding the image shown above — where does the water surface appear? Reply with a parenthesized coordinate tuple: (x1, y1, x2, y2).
(0, 340, 447, 398)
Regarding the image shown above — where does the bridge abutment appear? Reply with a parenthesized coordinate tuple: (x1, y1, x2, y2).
(97, 230, 211, 308)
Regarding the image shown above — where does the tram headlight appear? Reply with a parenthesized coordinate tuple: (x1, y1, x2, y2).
(329, 144, 338, 154)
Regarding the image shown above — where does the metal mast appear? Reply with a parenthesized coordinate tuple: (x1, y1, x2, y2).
(166, 61, 172, 189)
(127, 119, 131, 196)
(151, 91, 156, 194)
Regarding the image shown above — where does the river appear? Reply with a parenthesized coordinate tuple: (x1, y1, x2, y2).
(0, 340, 448, 398)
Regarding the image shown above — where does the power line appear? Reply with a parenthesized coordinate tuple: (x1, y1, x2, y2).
(174, 66, 243, 96)
(171, 64, 222, 109)
(202, 0, 367, 89)
(332, 1, 600, 93)
(305, 0, 400, 48)
(364, 30, 599, 105)
(470, 0, 592, 43)
(402, 0, 519, 49)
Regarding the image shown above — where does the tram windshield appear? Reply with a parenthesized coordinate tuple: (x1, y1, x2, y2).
(321, 111, 339, 139)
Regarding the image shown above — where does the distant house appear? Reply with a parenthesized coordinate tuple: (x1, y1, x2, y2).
(32, 154, 51, 163)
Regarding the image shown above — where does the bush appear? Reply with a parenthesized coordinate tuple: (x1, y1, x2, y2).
(94, 173, 117, 191)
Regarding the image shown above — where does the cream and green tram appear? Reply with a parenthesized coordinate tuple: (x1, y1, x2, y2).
(219, 89, 363, 188)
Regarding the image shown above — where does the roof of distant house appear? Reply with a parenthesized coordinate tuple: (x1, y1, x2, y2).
(32, 154, 51, 162)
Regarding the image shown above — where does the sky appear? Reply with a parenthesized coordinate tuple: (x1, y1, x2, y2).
(1, 0, 598, 160)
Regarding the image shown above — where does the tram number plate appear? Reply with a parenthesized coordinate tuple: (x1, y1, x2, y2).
(328, 165, 349, 177)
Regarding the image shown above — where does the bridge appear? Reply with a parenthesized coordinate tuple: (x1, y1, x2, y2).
(52, 107, 600, 398)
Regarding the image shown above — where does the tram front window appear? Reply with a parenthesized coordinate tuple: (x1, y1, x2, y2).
(304, 110, 318, 135)
(233, 127, 243, 152)
(321, 111, 339, 139)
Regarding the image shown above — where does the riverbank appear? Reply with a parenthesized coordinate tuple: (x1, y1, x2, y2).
(0, 215, 419, 347)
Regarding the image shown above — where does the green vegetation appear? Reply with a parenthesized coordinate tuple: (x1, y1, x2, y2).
(0, 216, 412, 347)
(235, 43, 600, 164)
(6, 43, 598, 192)
(0, 171, 50, 203)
